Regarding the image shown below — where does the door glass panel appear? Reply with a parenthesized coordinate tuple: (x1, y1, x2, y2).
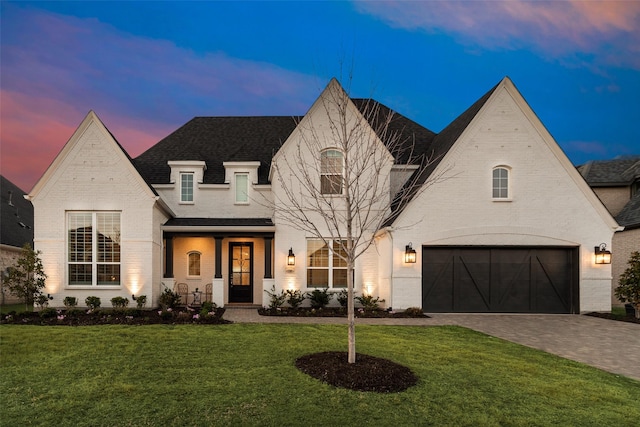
(232, 245, 251, 286)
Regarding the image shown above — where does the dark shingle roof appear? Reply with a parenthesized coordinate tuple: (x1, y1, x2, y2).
(134, 116, 300, 185)
(164, 218, 274, 227)
(616, 192, 640, 229)
(0, 175, 34, 248)
(578, 156, 640, 186)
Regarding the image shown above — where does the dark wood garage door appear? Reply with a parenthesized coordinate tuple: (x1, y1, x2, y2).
(422, 247, 579, 313)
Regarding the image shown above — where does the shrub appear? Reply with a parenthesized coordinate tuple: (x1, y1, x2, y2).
(110, 296, 129, 309)
(63, 296, 78, 308)
(35, 293, 54, 310)
(85, 296, 101, 310)
(158, 288, 181, 309)
(615, 251, 640, 319)
(336, 289, 349, 308)
(65, 308, 84, 317)
(132, 294, 147, 309)
(201, 301, 216, 312)
(3, 243, 47, 311)
(264, 285, 286, 310)
(355, 294, 385, 310)
(403, 307, 425, 317)
(39, 307, 57, 318)
(285, 289, 305, 308)
(307, 288, 332, 309)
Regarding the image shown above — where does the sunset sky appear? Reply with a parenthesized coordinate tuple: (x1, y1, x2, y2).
(2, 0, 639, 193)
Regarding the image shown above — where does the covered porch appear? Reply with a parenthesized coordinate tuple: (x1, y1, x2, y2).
(161, 218, 276, 307)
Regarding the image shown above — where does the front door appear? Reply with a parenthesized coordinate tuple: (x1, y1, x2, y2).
(229, 242, 253, 303)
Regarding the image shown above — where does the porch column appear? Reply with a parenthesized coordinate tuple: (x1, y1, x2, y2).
(214, 236, 223, 279)
(165, 235, 174, 278)
(263, 236, 273, 279)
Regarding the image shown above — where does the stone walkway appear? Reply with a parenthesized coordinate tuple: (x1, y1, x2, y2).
(224, 308, 640, 381)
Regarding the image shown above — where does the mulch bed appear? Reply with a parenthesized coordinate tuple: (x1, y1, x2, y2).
(295, 351, 418, 393)
(585, 311, 640, 324)
(0, 307, 229, 326)
(258, 307, 429, 318)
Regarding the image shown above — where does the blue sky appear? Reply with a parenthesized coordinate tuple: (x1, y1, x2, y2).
(2, 0, 639, 192)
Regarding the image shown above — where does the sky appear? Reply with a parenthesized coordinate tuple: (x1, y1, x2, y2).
(1, 0, 639, 193)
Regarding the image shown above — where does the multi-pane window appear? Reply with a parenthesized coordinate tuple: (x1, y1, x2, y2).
(68, 212, 121, 286)
(188, 252, 201, 277)
(320, 149, 343, 195)
(181, 173, 194, 202)
(306, 239, 347, 288)
(235, 173, 248, 203)
(492, 167, 509, 199)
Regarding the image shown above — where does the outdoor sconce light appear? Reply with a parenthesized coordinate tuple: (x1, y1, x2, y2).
(594, 243, 612, 264)
(287, 248, 296, 266)
(404, 243, 417, 264)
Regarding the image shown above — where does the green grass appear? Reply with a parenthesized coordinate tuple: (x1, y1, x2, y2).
(1, 324, 638, 426)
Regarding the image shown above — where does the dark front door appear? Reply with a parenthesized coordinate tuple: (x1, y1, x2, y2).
(229, 242, 253, 303)
(422, 246, 578, 313)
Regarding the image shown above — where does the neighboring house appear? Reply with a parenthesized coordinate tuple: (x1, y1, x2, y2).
(0, 175, 34, 304)
(27, 77, 620, 313)
(578, 156, 640, 306)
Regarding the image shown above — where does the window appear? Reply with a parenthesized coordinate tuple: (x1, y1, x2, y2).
(321, 149, 343, 195)
(68, 212, 121, 286)
(235, 173, 248, 203)
(306, 239, 347, 288)
(181, 173, 194, 202)
(188, 252, 201, 277)
(492, 167, 510, 199)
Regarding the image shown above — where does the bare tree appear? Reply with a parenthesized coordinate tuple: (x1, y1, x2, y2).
(270, 78, 439, 363)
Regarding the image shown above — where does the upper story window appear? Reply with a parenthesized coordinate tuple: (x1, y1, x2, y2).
(306, 239, 347, 288)
(492, 166, 510, 200)
(188, 252, 201, 277)
(235, 173, 249, 203)
(321, 149, 344, 195)
(68, 212, 121, 286)
(181, 173, 194, 203)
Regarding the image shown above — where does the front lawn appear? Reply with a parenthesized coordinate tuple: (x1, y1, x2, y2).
(1, 324, 638, 426)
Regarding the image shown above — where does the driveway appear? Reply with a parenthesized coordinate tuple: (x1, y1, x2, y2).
(224, 309, 640, 381)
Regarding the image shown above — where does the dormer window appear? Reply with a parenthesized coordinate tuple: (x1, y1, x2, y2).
(235, 173, 249, 203)
(181, 173, 194, 203)
(321, 149, 343, 195)
(492, 166, 511, 200)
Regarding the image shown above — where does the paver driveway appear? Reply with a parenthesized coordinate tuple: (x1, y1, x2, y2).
(224, 308, 640, 381)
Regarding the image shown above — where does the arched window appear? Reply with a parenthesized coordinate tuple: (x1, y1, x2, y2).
(321, 149, 343, 195)
(188, 252, 201, 277)
(492, 166, 510, 199)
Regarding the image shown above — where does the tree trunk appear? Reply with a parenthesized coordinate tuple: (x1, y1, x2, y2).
(347, 260, 355, 363)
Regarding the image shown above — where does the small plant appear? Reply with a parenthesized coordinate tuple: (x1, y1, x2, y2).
(35, 293, 54, 310)
(307, 288, 332, 309)
(3, 243, 47, 311)
(355, 294, 385, 310)
(285, 289, 305, 308)
(403, 307, 425, 317)
(65, 308, 84, 317)
(615, 251, 640, 319)
(158, 288, 181, 309)
(85, 296, 101, 310)
(110, 296, 129, 309)
(264, 285, 286, 310)
(336, 289, 349, 308)
(63, 296, 78, 308)
(132, 294, 147, 309)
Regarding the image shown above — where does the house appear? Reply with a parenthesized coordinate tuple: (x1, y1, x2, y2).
(27, 77, 620, 313)
(578, 156, 640, 306)
(0, 175, 34, 304)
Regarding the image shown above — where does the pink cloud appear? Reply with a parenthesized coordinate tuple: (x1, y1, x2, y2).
(354, 0, 640, 68)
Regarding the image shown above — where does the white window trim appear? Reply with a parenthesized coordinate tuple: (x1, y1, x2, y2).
(67, 211, 121, 288)
(320, 149, 344, 196)
(306, 238, 347, 289)
(180, 172, 195, 204)
(492, 166, 512, 202)
(235, 172, 250, 204)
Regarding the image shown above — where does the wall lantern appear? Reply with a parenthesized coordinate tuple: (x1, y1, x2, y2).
(594, 243, 612, 264)
(404, 243, 417, 264)
(287, 248, 296, 266)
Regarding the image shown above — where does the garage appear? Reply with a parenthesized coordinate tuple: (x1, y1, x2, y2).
(422, 247, 579, 313)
